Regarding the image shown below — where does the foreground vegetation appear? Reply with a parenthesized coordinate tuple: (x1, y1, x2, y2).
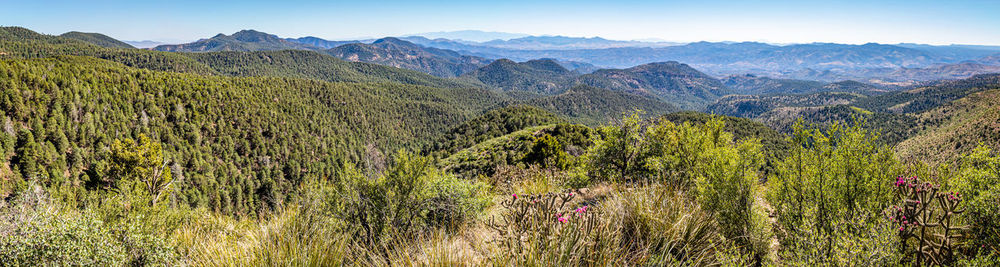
(2, 111, 997, 265)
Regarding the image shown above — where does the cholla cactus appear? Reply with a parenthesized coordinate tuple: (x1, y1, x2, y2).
(889, 176, 968, 265)
(486, 190, 605, 265)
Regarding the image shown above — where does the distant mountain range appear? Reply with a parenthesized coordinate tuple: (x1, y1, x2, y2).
(149, 29, 1000, 87)
(284, 36, 360, 49)
(478, 35, 680, 50)
(66, 28, 1000, 110)
(124, 40, 165, 48)
(408, 30, 529, 42)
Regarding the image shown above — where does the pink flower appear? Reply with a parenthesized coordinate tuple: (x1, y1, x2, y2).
(558, 217, 568, 223)
(899, 226, 905, 231)
(513, 194, 517, 200)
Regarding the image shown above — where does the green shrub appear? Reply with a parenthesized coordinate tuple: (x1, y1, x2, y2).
(767, 120, 901, 263)
(0, 189, 126, 265)
(423, 172, 490, 229)
(695, 139, 770, 262)
(586, 111, 651, 182)
(767, 121, 899, 242)
(336, 151, 488, 244)
(952, 146, 1000, 251)
(524, 134, 569, 169)
(0, 185, 178, 266)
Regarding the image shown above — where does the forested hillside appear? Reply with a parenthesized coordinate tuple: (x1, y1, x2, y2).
(326, 37, 491, 77)
(460, 58, 577, 94)
(576, 61, 728, 110)
(524, 85, 679, 125)
(0, 27, 218, 75)
(152, 30, 318, 52)
(895, 89, 1000, 164)
(0, 55, 505, 217)
(58, 31, 135, 49)
(180, 50, 483, 88)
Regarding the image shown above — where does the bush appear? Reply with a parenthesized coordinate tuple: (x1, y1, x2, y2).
(423, 173, 490, 229)
(695, 139, 771, 262)
(952, 146, 1000, 252)
(586, 111, 651, 182)
(766, 120, 900, 256)
(524, 134, 569, 169)
(336, 151, 488, 245)
(0, 184, 177, 266)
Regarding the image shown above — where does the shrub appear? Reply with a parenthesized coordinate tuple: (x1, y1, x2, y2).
(767, 120, 900, 256)
(336, 151, 488, 245)
(524, 134, 569, 169)
(586, 111, 651, 182)
(694, 138, 769, 260)
(0, 187, 126, 265)
(0, 184, 177, 266)
(952, 146, 1000, 252)
(423, 173, 490, 229)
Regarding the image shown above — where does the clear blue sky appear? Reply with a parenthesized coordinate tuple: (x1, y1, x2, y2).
(3, 0, 999, 45)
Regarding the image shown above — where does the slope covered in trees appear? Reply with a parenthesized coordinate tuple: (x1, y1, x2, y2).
(0, 55, 505, 217)
(0, 26, 218, 75)
(426, 105, 565, 157)
(460, 58, 577, 94)
(181, 50, 483, 88)
(853, 73, 1000, 113)
(722, 74, 827, 95)
(524, 85, 680, 125)
(153, 30, 318, 52)
(575, 61, 729, 110)
(895, 89, 1000, 164)
(326, 37, 491, 77)
(58, 31, 135, 48)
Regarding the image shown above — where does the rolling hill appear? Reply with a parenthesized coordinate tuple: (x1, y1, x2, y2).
(59, 31, 135, 48)
(575, 61, 728, 110)
(895, 89, 1000, 164)
(426, 105, 566, 157)
(180, 49, 483, 88)
(722, 74, 827, 95)
(153, 30, 318, 52)
(460, 58, 577, 94)
(524, 85, 680, 125)
(326, 37, 491, 77)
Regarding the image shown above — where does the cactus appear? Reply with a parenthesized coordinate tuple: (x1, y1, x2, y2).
(486, 189, 606, 264)
(889, 176, 968, 265)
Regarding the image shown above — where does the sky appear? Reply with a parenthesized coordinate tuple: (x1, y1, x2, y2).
(3, 0, 1000, 45)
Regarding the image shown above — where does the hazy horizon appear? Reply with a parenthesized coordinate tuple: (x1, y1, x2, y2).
(4, 0, 1000, 46)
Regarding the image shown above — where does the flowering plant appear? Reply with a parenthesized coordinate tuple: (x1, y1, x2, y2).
(888, 176, 967, 265)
